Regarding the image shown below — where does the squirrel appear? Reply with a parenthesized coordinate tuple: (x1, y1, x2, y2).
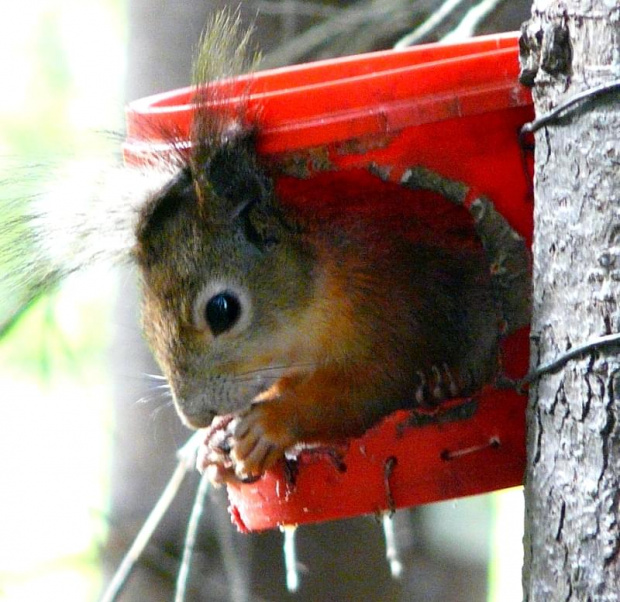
(134, 12, 531, 482)
(1, 11, 531, 483)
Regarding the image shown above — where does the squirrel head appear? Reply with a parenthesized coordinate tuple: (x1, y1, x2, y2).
(0, 10, 321, 429)
(129, 10, 322, 428)
(134, 134, 317, 428)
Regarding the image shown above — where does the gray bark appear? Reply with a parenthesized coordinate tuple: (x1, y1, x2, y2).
(521, 2, 620, 600)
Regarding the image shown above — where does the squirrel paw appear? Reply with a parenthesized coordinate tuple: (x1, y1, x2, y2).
(196, 414, 239, 486)
(196, 405, 297, 483)
(231, 404, 296, 480)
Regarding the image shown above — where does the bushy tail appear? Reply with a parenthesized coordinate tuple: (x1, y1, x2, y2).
(0, 159, 174, 337)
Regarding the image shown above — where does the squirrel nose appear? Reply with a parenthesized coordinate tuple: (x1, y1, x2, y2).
(175, 403, 216, 429)
(169, 387, 217, 428)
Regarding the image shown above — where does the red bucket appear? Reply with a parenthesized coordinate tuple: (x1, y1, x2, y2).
(125, 32, 533, 532)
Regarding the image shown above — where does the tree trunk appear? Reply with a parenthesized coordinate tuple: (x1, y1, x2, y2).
(521, 2, 620, 600)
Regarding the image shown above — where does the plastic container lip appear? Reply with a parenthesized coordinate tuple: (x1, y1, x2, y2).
(128, 31, 521, 116)
(125, 36, 530, 158)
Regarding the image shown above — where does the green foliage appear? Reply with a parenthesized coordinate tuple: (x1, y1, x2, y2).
(0, 276, 114, 378)
(0, 2, 124, 601)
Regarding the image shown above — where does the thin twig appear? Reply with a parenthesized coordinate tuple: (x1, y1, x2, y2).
(251, 0, 342, 17)
(100, 433, 202, 602)
(441, 0, 507, 42)
(282, 526, 300, 593)
(394, 0, 468, 48)
(175, 472, 211, 602)
(382, 514, 403, 578)
(259, 0, 411, 68)
(212, 492, 251, 602)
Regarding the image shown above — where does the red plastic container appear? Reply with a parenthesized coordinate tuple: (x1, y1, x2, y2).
(125, 32, 533, 532)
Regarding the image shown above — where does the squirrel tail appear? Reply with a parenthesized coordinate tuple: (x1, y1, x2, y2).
(0, 160, 174, 337)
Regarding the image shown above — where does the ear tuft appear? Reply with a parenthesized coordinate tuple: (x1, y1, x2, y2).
(189, 9, 260, 168)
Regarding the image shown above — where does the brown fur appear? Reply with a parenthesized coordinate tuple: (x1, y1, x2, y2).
(133, 11, 504, 480)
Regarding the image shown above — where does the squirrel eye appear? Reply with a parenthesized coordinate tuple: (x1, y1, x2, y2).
(205, 292, 241, 336)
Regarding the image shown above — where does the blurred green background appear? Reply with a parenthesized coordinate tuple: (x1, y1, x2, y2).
(0, 1, 123, 600)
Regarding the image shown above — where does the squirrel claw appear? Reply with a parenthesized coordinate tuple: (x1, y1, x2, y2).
(202, 462, 235, 487)
(195, 406, 293, 484)
(196, 415, 240, 486)
(231, 405, 292, 479)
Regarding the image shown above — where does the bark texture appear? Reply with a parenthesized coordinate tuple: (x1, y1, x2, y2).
(521, 2, 620, 600)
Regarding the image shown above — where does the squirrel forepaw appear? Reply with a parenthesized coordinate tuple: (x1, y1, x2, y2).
(231, 404, 295, 480)
(196, 414, 239, 486)
(196, 404, 297, 483)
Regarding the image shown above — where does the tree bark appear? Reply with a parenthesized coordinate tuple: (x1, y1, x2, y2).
(521, 2, 620, 600)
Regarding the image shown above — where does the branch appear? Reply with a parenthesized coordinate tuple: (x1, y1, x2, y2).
(259, 0, 417, 67)
(100, 433, 202, 602)
(394, 0, 468, 48)
(441, 0, 507, 41)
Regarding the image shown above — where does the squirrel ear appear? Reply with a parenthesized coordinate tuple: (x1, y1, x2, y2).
(136, 168, 193, 241)
(204, 135, 269, 205)
(201, 136, 295, 250)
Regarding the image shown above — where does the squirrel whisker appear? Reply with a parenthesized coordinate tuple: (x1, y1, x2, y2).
(150, 383, 172, 391)
(230, 362, 317, 379)
(135, 389, 173, 406)
(142, 373, 170, 382)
